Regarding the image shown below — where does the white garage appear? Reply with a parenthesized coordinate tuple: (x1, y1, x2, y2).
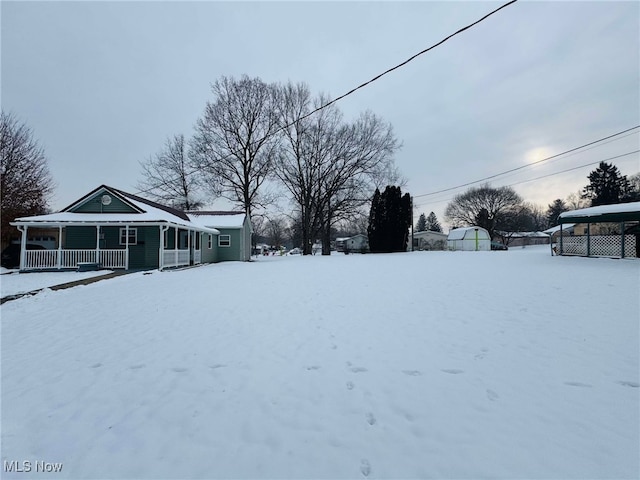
(447, 226, 491, 251)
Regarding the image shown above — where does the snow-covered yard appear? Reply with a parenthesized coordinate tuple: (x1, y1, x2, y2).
(1, 269, 113, 298)
(1, 247, 638, 479)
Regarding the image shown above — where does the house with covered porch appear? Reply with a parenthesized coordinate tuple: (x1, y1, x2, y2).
(10, 185, 251, 271)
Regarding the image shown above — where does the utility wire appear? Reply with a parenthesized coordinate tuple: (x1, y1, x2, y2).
(133, 0, 519, 197)
(295, 0, 519, 124)
(413, 125, 640, 198)
(413, 149, 640, 209)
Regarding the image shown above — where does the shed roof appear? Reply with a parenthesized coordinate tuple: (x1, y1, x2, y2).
(447, 226, 489, 240)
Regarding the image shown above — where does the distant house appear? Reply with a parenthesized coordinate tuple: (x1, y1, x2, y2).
(497, 231, 550, 247)
(411, 230, 447, 251)
(10, 185, 251, 271)
(447, 226, 491, 251)
(336, 234, 369, 252)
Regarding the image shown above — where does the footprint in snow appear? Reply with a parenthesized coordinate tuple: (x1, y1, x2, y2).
(172, 367, 188, 373)
(209, 364, 227, 370)
(346, 381, 355, 390)
(129, 364, 145, 370)
(402, 370, 422, 376)
(306, 365, 321, 371)
(90, 363, 102, 369)
(360, 459, 371, 477)
(564, 381, 592, 388)
(366, 412, 376, 425)
(441, 369, 464, 375)
(486, 389, 499, 401)
(617, 380, 639, 388)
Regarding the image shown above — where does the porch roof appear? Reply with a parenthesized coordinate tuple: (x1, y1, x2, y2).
(11, 213, 220, 234)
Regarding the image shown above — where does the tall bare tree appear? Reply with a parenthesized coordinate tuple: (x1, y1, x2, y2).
(273, 82, 332, 254)
(137, 133, 203, 210)
(1, 111, 54, 248)
(314, 111, 401, 254)
(192, 75, 280, 220)
(444, 184, 522, 239)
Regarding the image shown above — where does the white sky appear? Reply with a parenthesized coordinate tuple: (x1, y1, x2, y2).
(2, 1, 639, 229)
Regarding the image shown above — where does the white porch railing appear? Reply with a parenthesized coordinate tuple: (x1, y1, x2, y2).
(162, 249, 190, 269)
(24, 249, 127, 270)
(194, 249, 202, 264)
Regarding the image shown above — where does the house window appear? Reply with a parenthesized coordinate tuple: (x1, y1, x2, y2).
(120, 228, 137, 245)
(219, 234, 231, 247)
(208, 234, 213, 249)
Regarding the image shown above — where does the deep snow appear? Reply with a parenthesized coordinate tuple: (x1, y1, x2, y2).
(1, 247, 638, 479)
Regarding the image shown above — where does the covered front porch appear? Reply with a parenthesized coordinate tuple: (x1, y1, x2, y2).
(14, 223, 210, 271)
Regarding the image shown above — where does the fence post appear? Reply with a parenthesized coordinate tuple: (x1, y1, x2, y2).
(586, 223, 590, 257)
(621, 222, 625, 258)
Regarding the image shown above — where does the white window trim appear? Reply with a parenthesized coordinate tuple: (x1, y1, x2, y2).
(218, 234, 231, 247)
(208, 234, 213, 249)
(120, 227, 137, 245)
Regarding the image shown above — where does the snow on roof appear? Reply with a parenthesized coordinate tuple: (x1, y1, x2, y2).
(542, 224, 575, 235)
(12, 211, 220, 234)
(559, 201, 640, 219)
(187, 212, 246, 229)
(447, 226, 489, 240)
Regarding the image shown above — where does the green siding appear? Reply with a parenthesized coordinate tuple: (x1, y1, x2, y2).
(70, 190, 138, 214)
(216, 228, 242, 262)
(200, 233, 218, 263)
(128, 226, 159, 269)
(65, 226, 97, 249)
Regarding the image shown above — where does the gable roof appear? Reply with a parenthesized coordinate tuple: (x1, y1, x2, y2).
(63, 185, 191, 221)
(12, 185, 218, 233)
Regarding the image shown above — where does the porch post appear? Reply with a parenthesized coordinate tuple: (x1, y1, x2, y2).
(559, 221, 563, 255)
(586, 223, 590, 257)
(125, 225, 130, 270)
(18, 225, 27, 270)
(96, 225, 101, 264)
(188, 228, 192, 265)
(57, 226, 62, 269)
(174, 227, 178, 266)
(621, 222, 625, 258)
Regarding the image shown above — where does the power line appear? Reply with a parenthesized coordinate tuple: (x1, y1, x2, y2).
(413, 149, 640, 209)
(413, 125, 640, 199)
(295, 0, 519, 123)
(133, 0, 519, 197)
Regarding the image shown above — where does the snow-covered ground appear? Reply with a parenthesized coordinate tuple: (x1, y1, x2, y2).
(1, 269, 114, 297)
(2, 247, 638, 479)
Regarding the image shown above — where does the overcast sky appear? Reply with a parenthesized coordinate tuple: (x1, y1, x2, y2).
(2, 1, 639, 229)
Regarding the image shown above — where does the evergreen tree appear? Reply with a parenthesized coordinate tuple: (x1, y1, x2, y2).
(582, 162, 632, 206)
(367, 185, 411, 253)
(367, 188, 383, 252)
(425, 212, 442, 232)
(416, 213, 427, 232)
(546, 199, 568, 228)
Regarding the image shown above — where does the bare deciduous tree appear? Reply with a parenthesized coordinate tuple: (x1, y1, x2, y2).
(137, 133, 203, 210)
(314, 111, 401, 254)
(192, 75, 280, 220)
(444, 184, 522, 239)
(1, 111, 54, 248)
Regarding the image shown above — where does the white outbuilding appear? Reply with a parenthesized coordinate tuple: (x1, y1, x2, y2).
(447, 226, 491, 251)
